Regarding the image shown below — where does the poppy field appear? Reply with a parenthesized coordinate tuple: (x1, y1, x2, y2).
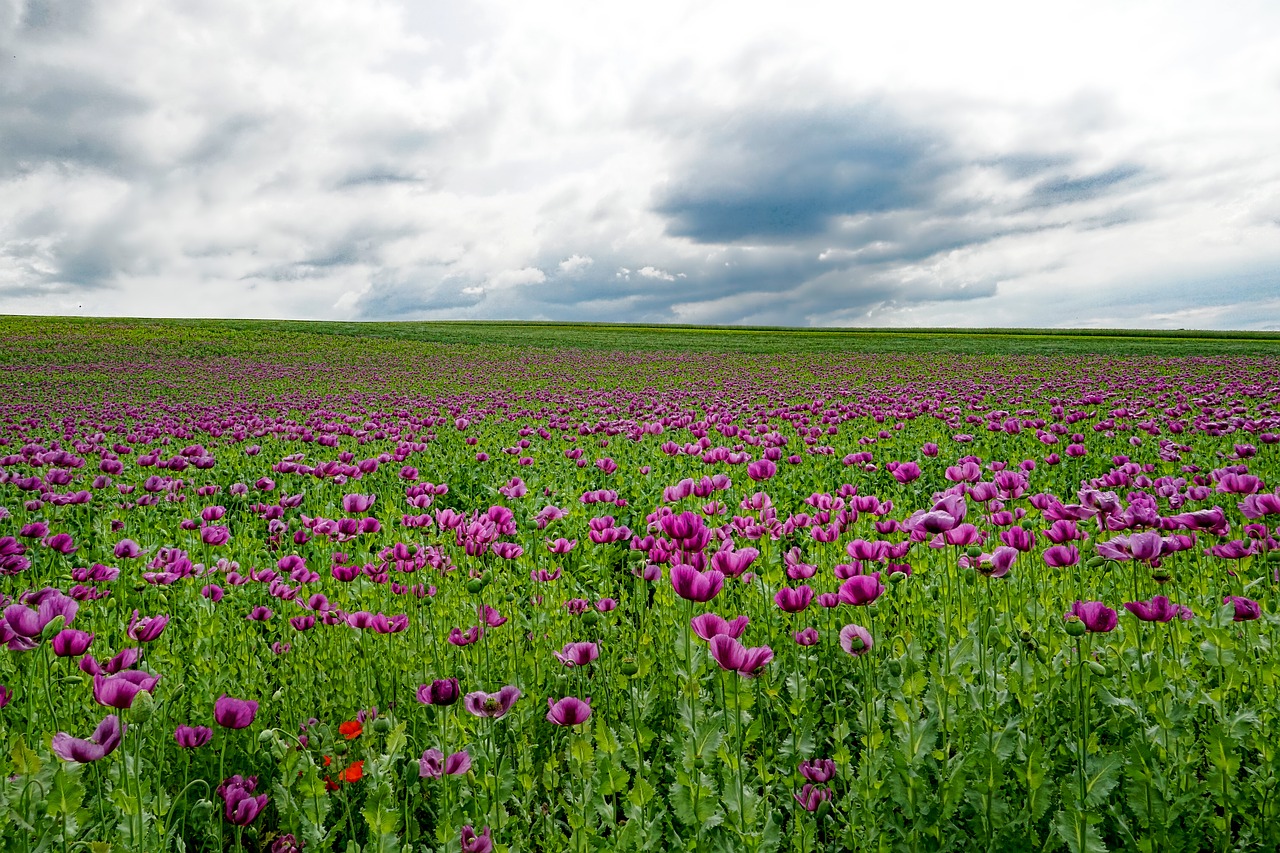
(1, 318, 1279, 852)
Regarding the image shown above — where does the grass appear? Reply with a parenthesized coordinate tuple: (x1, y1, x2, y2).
(2, 315, 1279, 358)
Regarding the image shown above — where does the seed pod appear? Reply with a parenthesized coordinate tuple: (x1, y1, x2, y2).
(582, 611, 601, 629)
(1019, 630, 1033, 644)
(693, 755, 705, 769)
(372, 717, 392, 734)
(1151, 569, 1172, 583)
(620, 659, 639, 677)
(465, 579, 485, 594)
(1064, 616, 1087, 637)
(966, 545, 982, 559)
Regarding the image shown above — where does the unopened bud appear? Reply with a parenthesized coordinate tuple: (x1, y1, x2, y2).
(465, 579, 485, 595)
(130, 690, 155, 723)
(582, 611, 601, 629)
(1087, 661, 1109, 677)
(1086, 556, 1106, 569)
(816, 799, 832, 820)
(886, 660, 902, 678)
(40, 615, 66, 640)
(259, 728, 277, 745)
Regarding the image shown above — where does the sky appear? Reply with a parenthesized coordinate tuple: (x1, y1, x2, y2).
(2, 0, 1279, 329)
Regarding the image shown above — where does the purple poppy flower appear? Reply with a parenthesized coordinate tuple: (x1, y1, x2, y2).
(708, 635, 774, 678)
(794, 784, 833, 812)
(463, 686, 521, 719)
(419, 748, 445, 778)
(214, 695, 259, 729)
(546, 696, 592, 726)
(92, 670, 160, 709)
(448, 626, 484, 646)
(460, 825, 493, 853)
(838, 573, 884, 606)
(1067, 601, 1118, 633)
(799, 758, 836, 783)
(246, 606, 273, 622)
(670, 564, 724, 602)
(0, 684, 10, 708)
(554, 642, 599, 668)
(417, 678, 461, 706)
(51, 714, 124, 763)
(218, 775, 268, 826)
(1224, 596, 1261, 622)
(1123, 596, 1180, 623)
(774, 585, 814, 613)
(44, 533, 78, 555)
(839, 624, 873, 657)
(793, 627, 820, 646)
(175, 725, 213, 748)
(1043, 545, 1080, 568)
(691, 613, 749, 641)
(128, 611, 170, 642)
(114, 539, 142, 559)
(52, 628, 94, 657)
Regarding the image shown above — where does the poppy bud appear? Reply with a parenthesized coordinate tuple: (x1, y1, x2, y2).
(192, 799, 214, 820)
(1064, 615, 1086, 636)
(373, 717, 392, 734)
(259, 729, 277, 745)
(1267, 550, 1280, 563)
(620, 659, 639, 677)
(1087, 661, 1108, 677)
(41, 615, 66, 640)
(130, 690, 155, 723)
(1035, 646, 1049, 664)
(465, 579, 485, 594)
(965, 545, 982, 559)
(1086, 556, 1105, 569)
(505, 592, 517, 603)
(693, 755, 705, 769)
(889, 571, 907, 584)
(481, 571, 493, 584)
(985, 626, 1000, 644)
(334, 742, 349, 756)
(816, 799, 832, 821)
(582, 611, 601, 629)
(886, 660, 902, 677)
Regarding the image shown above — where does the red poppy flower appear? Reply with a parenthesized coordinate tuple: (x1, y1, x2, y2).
(323, 775, 339, 792)
(341, 760, 364, 783)
(339, 720, 363, 740)
(322, 755, 332, 767)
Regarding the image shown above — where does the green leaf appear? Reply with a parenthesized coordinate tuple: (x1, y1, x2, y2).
(627, 775, 655, 809)
(1084, 753, 1124, 807)
(10, 737, 41, 776)
(1054, 809, 1108, 853)
(47, 767, 86, 817)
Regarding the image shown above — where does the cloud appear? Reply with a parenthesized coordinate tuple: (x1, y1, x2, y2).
(0, 0, 1277, 329)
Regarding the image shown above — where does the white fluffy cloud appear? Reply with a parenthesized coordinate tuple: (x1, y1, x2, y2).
(1, 0, 1278, 328)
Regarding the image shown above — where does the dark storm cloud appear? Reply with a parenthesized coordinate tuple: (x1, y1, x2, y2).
(351, 268, 485, 318)
(653, 106, 951, 244)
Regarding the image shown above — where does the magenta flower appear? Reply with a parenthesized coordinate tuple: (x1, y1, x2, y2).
(477, 605, 508, 628)
(449, 626, 484, 646)
(420, 748, 471, 777)
(691, 613, 749, 641)
(342, 494, 377, 513)
(708, 635, 774, 678)
(51, 715, 124, 763)
(1224, 596, 1261, 622)
(52, 628, 94, 657)
(128, 610, 170, 642)
(793, 627, 819, 646)
(44, 533, 78, 555)
(92, 670, 160, 709)
(546, 538, 577, 554)
(1123, 596, 1181, 623)
(838, 573, 884, 606)
(799, 758, 836, 783)
(214, 695, 259, 729)
(746, 459, 776, 481)
(80, 647, 140, 676)
(670, 564, 725, 602)
(0, 684, 10, 708)
(200, 526, 230, 547)
(1043, 545, 1080, 568)
(460, 825, 493, 853)
(839, 624, 873, 656)
(463, 686, 521, 718)
(554, 642, 599, 668)
(218, 774, 268, 826)
(417, 678, 461, 706)
(891, 461, 921, 484)
(794, 784, 833, 812)
(546, 696, 593, 726)
(774, 585, 814, 613)
(175, 725, 213, 748)
(1067, 601, 1118, 633)
(114, 539, 142, 559)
